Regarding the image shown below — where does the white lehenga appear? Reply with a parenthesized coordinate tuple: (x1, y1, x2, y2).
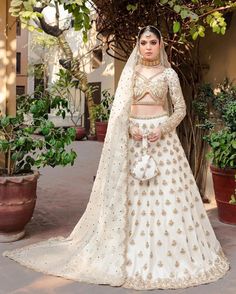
(3, 43, 230, 290)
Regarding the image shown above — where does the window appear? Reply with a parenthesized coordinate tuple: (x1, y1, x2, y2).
(16, 52, 21, 74)
(16, 86, 25, 96)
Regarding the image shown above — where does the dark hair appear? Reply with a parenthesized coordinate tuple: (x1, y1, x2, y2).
(138, 26, 161, 42)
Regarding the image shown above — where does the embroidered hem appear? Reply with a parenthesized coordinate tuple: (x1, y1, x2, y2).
(121, 248, 230, 290)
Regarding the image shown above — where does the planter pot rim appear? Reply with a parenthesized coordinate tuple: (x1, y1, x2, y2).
(0, 170, 40, 184)
(210, 164, 236, 173)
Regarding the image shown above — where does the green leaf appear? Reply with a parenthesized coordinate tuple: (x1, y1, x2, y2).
(174, 5, 181, 13)
(173, 21, 180, 33)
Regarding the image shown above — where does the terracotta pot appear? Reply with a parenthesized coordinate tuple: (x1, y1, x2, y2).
(75, 126, 87, 140)
(210, 165, 236, 225)
(95, 121, 108, 142)
(0, 171, 40, 242)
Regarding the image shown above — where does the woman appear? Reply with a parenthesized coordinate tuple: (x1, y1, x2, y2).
(3, 25, 230, 290)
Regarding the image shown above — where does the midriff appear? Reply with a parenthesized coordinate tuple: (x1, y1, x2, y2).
(130, 104, 167, 117)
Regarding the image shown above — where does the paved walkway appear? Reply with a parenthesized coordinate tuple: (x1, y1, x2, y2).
(0, 141, 235, 294)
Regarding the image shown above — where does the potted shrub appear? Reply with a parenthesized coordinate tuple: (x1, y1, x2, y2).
(92, 89, 114, 142)
(50, 69, 87, 140)
(0, 91, 77, 242)
(203, 81, 236, 225)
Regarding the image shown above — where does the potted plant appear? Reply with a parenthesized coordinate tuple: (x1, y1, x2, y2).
(0, 90, 77, 242)
(203, 80, 236, 225)
(50, 69, 87, 141)
(92, 89, 114, 142)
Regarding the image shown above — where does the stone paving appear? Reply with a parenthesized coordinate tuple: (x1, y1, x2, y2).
(0, 140, 235, 294)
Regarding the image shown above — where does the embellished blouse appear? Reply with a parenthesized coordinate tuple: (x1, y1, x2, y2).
(132, 67, 186, 136)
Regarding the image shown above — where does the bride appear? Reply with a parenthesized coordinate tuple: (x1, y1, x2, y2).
(3, 25, 230, 290)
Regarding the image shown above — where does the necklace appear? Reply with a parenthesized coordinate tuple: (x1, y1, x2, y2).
(139, 58, 161, 67)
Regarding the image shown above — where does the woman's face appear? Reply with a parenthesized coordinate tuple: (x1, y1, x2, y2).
(138, 32, 160, 61)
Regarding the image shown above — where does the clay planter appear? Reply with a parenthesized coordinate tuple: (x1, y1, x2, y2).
(0, 171, 40, 242)
(75, 126, 87, 140)
(95, 121, 108, 142)
(210, 165, 236, 225)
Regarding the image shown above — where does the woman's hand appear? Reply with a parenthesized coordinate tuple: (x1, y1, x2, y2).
(147, 127, 162, 142)
(130, 126, 143, 141)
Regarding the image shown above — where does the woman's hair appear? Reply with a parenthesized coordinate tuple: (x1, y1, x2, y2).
(138, 25, 161, 42)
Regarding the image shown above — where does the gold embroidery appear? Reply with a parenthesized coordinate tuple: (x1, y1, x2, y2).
(177, 228, 182, 234)
(150, 190, 155, 196)
(167, 251, 172, 256)
(128, 200, 132, 206)
(156, 220, 161, 226)
(159, 189, 164, 195)
(165, 199, 171, 205)
(140, 231, 145, 236)
(146, 221, 150, 227)
(150, 252, 153, 258)
(172, 240, 177, 246)
(135, 220, 139, 226)
(158, 261, 163, 267)
(146, 242, 149, 248)
(164, 230, 169, 236)
(165, 169, 170, 175)
(169, 220, 174, 226)
(180, 248, 186, 254)
(150, 210, 155, 216)
(141, 210, 146, 216)
(130, 239, 135, 245)
(150, 231, 154, 237)
(147, 200, 150, 207)
(131, 210, 135, 216)
(142, 191, 147, 196)
(157, 240, 162, 246)
(173, 208, 178, 214)
(137, 199, 141, 206)
(175, 261, 180, 267)
(162, 209, 167, 216)
(155, 200, 160, 206)
(138, 251, 143, 257)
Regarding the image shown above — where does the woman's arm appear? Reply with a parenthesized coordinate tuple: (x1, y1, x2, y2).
(159, 68, 186, 136)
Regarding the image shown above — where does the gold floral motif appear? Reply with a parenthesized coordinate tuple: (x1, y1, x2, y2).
(157, 240, 162, 246)
(137, 199, 142, 206)
(182, 216, 185, 223)
(131, 210, 135, 216)
(126, 259, 132, 266)
(165, 169, 170, 175)
(170, 188, 175, 194)
(195, 196, 199, 202)
(164, 230, 169, 236)
(207, 242, 211, 248)
(180, 248, 186, 254)
(177, 228, 182, 234)
(172, 240, 177, 246)
(172, 178, 176, 184)
(173, 208, 178, 214)
(163, 146, 168, 152)
(157, 151, 162, 156)
(201, 213, 205, 219)
(190, 203, 194, 208)
(178, 187, 183, 192)
(158, 261, 163, 267)
(172, 168, 177, 173)
(175, 261, 180, 267)
(128, 200, 132, 206)
(150, 231, 154, 237)
(170, 150, 174, 155)
(141, 210, 146, 216)
(140, 231, 145, 236)
(163, 180, 167, 185)
(184, 162, 188, 167)
(162, 209, 167, 216)
(188, 225, 193, 231)
(176, 197, 181, 203)
(167, 251, 172, 256)
(169, 220, 174, 226)
(135, 220, 139, 226)
(130, 239, 135, 245)
(202, 254, 206, 260)
(165, 199, 171, 205)
(183, 206, 188, 212)
(134, 190, 139, 195)
(146, 221, 150, 227)
(159, 189, 164, 195)
(173, 159, 177, 164)
(179, 166, 183, 171)
(146, 242, 149, 248)
(150, 210, 155, 216)
(159, 161, 164, 166)
(166, 159, 171, 165)
(138, 251, 143, 257)
(150, 190, 155, 196)
(205, 230, 210, 236)
(142, 191, 147, 196)
(147, 201, 150, 207)
(155, 200, 160, 206)
(156, 220, 161, 226)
